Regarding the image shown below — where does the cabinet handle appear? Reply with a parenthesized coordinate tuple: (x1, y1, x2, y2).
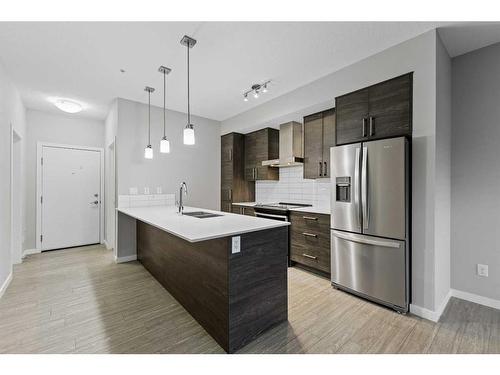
(362, 118, 367, 137)
(303, 216, 318, 221)
(252, 168, 256, 180)
(369, 116, 375, 136)
(319, 161, 323, 177)
(229, 148, 233, 161)
(324, 161, 327, 177)
(302, 253, 318, 260)
(302, 232, 318, 238)
(228, 189, 232, 200)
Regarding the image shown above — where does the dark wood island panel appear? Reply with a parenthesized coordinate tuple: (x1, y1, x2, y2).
(136, 221, 288, 353)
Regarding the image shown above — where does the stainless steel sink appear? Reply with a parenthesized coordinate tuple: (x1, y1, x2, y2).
(182, 211, 223, 219)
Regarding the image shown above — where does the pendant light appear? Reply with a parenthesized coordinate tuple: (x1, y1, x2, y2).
(144, 86, 155, 159)
(158, 66, 172, 153)
(180, 35, 197, 145)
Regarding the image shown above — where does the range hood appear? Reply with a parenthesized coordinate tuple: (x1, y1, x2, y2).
(262, 121, 303, 168)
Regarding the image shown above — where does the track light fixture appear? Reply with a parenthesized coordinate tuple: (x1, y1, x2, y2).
(243, 80, 271, 102)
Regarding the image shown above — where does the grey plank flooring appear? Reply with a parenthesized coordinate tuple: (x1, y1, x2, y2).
(0, 244, 498, 354)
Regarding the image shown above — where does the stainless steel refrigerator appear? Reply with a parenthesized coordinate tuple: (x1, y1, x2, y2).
(330, 136, 409, 313)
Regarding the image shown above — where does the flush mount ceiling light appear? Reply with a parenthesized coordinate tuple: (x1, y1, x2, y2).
(144, 86, 155, 160)
(158, 65, 172, 154)
(181, 35, 197, 146)
(52, 99, 83, 113)
(243, 80, 271, 102)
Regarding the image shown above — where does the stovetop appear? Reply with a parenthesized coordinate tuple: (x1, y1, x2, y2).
(254, 202, 312, 211)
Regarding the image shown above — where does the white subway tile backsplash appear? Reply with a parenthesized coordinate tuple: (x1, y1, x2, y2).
(255, 165, 330, 210)
(118, 193, 175, 208)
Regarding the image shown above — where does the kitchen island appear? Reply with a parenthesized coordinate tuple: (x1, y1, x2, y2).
(116, 205, 289, 353)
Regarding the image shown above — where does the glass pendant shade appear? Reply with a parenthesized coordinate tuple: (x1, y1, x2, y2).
(183, 125, 195, 145)
(160, 137, 170, 153)
(144, 145, 153, 159)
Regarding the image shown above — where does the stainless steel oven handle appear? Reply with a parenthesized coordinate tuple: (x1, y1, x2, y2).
(331, 230, 400, 248)
(255, 212, 289, 221)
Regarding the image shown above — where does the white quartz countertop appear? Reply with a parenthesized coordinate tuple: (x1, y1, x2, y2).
(232, 202, 258, 207)
(117, 205, 289, 243)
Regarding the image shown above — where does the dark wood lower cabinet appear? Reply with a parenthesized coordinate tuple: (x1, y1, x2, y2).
(137, 221, 288, 353)
(290, 211, 331, 274)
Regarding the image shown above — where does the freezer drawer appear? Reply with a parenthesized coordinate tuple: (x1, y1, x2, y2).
(331, 230, 408, 310)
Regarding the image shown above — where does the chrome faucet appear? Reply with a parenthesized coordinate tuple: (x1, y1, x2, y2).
(178, 181, 188, 214)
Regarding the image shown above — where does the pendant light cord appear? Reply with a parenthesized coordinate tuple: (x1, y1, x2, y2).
(148, 90, 151, 145)
(187, 43, 191, 125)
(163, 70, 166, 137)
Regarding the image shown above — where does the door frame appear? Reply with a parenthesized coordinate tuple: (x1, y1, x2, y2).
(36, 142, 105, 251)
(10, 124, 23, 264)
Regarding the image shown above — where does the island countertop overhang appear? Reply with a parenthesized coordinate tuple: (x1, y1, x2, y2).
(116, 205, 289, 243)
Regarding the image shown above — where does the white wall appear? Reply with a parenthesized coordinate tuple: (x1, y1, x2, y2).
(434, 34, 452, 309)
(115, 98, 221, 211)
(104, 100, 118, 249)
(0, 61, 26, 291)
(451, 42, 500, 301)
(24, 109, 105, 250)
(222, 30, 441, 312)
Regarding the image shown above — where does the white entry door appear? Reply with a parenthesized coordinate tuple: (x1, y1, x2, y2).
(41, 145, 101, 251)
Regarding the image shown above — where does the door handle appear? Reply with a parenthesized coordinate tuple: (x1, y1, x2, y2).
(362, 118, 368, 137)
(332, 230, 401, 248)
(354, 147, 361, 229)
(362, 146, 368, 230)
(319, 161, 323, 177)
(369, 116, 375, 136)
(324, 161, 327, 177)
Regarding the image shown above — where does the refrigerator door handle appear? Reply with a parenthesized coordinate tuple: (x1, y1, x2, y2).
(361, 146, 368, 230)
(354, 147, 361, 229)
(331, 230, 401, 248)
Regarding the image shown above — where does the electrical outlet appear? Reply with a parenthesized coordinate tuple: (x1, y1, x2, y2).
(477, 264, 489, 277)
(129, 187, 138, 195)
(144, 187, 150, 195)
(231, 236, 241, 254)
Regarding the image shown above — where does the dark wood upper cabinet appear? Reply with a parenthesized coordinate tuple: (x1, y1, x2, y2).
(335, 73, 412, 145)
(221, 133, 255, 212)
(303, 108, 336, 179)
(244, 128, 279, 181)
(336, 88, 369, 145)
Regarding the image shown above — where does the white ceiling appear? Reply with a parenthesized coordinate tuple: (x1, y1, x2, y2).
(438, 22, 500, 57)
(0, 22, 498, 121)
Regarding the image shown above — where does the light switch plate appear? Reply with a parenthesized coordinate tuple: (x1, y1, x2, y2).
(156, 186, 162, 194)
(232, 236, 241, 254)
(144, 187, 150, 195)
(477, 264, 489, 277)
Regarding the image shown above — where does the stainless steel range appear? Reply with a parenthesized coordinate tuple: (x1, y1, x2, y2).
(254, 202, 312, 266)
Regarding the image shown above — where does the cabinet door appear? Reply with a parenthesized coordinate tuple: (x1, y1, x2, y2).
(254, 128, 279, 181)
(367, 74, 411, 140)
(336, 88, 369, 145)
(221, 201, 233, 213)
(221, 134, 233, 202)
(321, 109, 336, 178)
(303, 113, 324, 179)
(244, 132, 257, 181)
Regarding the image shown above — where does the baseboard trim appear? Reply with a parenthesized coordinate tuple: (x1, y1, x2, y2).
(115, 254, 137, 263)
(410, 303, 441, 322)
(451, 289, 500, 310)
(22, 248, 41, 258)
(410, 289, 452, 322)
(0, 272, 13, 300)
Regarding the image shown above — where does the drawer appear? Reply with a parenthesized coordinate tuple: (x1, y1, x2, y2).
(290, 211, 330, 234)
(290, 239, 330, 273)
